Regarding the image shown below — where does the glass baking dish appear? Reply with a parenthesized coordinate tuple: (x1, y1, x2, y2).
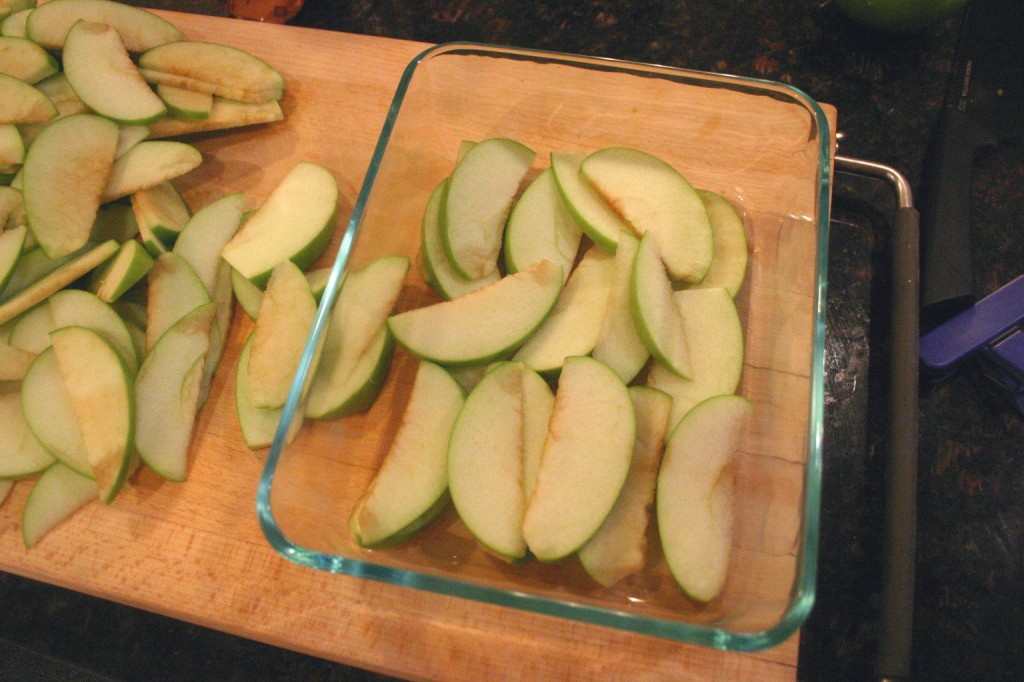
(256, 42, 832, 651)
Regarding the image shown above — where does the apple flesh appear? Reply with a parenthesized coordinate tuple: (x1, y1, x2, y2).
(100, 140, 203, 203)
(631, 231, 691, 378)
(549, 150, 630, 253)
(138, 40, 284, 104)
(591, 231, 649, 383)
(503, 167, 582, 281)
(26, 0, 182, 52)
(0, 72, 57, 124)
(21, 463, 98, 548)
(145, 252, 210, 352)
(0, 391, 55, 479)
(20, 347, 93, 477)
(0, 36, 57, 84)
(688, 190, 747, 298)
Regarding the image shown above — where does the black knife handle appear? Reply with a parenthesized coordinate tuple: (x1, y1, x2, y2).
(920, 107, 997, 332)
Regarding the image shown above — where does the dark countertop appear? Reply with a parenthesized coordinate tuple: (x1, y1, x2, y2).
(2, 1, 1022, 680)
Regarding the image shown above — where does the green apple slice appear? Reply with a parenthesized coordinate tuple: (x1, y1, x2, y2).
(148, 97, 283, 139)
(232, 265, 330, 321)
(221, 161, 337, 287)
(7, 300, 53, 353)
(26, 0, 181, 52)
(658, 393, 752, 602)
(62, 20, 166, 126)
(388, 259, 563, 368)
(139, 41, 284, 104)
(580, 147, 713, 284)
(503, 167, 583, 280)
(157, 84, 212, 120)
(89, 201, 139, 243)
(0, 239, 118, 326)
(2, 9, 32, 38)
(22, 113, 118, 258)
(145, 252, 211, 352)
(448, 361, 528, 561)
(0, 223, 25, 292)
(688, 190, 748, 298)
(521, 365, 554, 505)
(522, 355, 635, 562)
(442, 137, 535, 280)
(631, 231, 691, 378)
(22, 463, 97, 548)
(246, 260, 317, 409)
(130, 181, 190, 248)
(0, 36, 57, 83)
(0, 123, 23, 167)
(0, 72, 56, 124)
(134, 301, 216, 482)
(21, 347, 92, 477)
(0, 391, 55, 478)
(578, 385, 672, 587)
(0, 185, 24, 229)
(549, 150, 631, 253)
(172, 192, 245, 294)
(512, 244, 615, 377)
(88, 240, 153, 303)
(419, 177, 499, 300)
(198, 258, 234, 408)
(0, 338, 33, 380)
(17, 73, 90, 145)
(305, 255, 408, 420)
(49, 288, 139, 374)
(100, 140, 203, 203)
(592, 231, 649, 383)
(114, 125, 151, 159)
(234, 331, 283, 450)
(0, 243, 89, 305)
(50, 325, 133, 503)
(647, 287, 745, 432)
(350, 360, 465, 549)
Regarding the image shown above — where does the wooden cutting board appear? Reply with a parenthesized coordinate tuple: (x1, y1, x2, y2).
(0, 11, 827, 680)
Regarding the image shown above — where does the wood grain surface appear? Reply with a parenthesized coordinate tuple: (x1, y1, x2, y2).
(0, 11, 837, 680)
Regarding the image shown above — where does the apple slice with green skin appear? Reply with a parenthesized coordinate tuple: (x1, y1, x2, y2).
(157, 84, 212, 120)
(658, 393, 752, 602)
(63, 21, 167, 126)
(0, 72, 56, 124)
(0, 36, 58, 83)
(49, 288, 139, 374)
(134, 301, 216, 482)
(88, 240, 154, 304)
(26, 0, 181, 52)
(21, 347, 93, 477)
(419, 177, 500, 301)
(197, 259, 234, 409)
(350, 360, 465, 549)
(130, 181, 190, 248)
(578, 386, 672, 587)
(89, 201, 139, 244)
(503, 167, 582, 281)
(234, 330, 285, 450)
(448, 361, 528, 562)
(145, 252, 211, 352)
(305, 255, 409, 419)
(522, 355, 636, 562)
(0, 242, 95, 305)
(550, 150, 631, 253)
(22, 113, 118, 258)
(646, 287, 744, 432)
(114, 125, 151, 160)
(0, 223, 25, 291)
(139, 41, 285, 104)
(441, 137, 535, 280)
(21, 463, 98, 548)
(521, 365, 554, 505)
(50, 325, 134, 503)
(686, 190, 748, 298)
(0, 240, 118, 326)
(631, 231, 691, 379)
(100, 140, 203, 203)
(148, 97, 283, 139)
(580, 146, 713, 284)
(389, 259, 563, 368)
(232, 266, 331, 321)
(512, 244, 615, 378)
(0, 391, 55, 478)
(172, 193, 245, 294)
(592, 231, 649, 383)
(221, 162, 337, 288)
(0, 339, 33, 380)
(7, 300, 53, 353)
(0, 186, 24, 229)
(0, 124, 24, 168)
(17, 72, 90, 146)
(246, 259, 317, 409)
(2, 8, 33, 38)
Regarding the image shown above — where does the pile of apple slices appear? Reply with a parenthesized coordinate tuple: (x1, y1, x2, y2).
(346, 140, 754, 602)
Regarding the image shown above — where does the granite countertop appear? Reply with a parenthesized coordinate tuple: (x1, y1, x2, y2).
(2, 1, 1022, 680)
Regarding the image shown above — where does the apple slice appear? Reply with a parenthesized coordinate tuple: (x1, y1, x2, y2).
(234, 331, 284, 450)
(0, 124, 24, 168)
(522, 355, 636, 562)
(157, 84, 212, 120)
(134, 301, 216, 482)
(7, 300, 54, 353)
(580, 146, 713, 284)
(0, 338, 33, 380)
(631, 231, 691, 378)
(21, 347, 93, 477)
(247, 259, 317, 409)
(305, 255, 408, 419)
(50, 325, 134, 503)
(148, 97, 283, 139)
(145, 252, 211, 352)
(0, 72, 56, 124)
(21, 463, 98, 548)
(198, 258, 234, 408)
(0, 223, 26, 292)
(658, 393, 752, 602)
(689, 190, 748, 298)
(647, 287, 744, 432)
(100, 140, 203, 203)
(0, 186, 24, 229)
(139, 41, 284, 104)
(0, 35, 58, 83)
(49, 288, 140, 374)
(578, 386, 672, 587)
(22, 113, 118, 258)
(2, 9, 32, 38)
(549, 150, 631, 253)
(221, 161, 337, 287)
(442, 137, 535, 280)
(17, 72, 90, 146)
(130, 181, 190, 249)
(62, 21, 166, 126)
(350, 360, 465, 548)
(521, 366, 554, 505)
(115, 125, 151, 159)
(419, 178, 499, 300)
(89, 201, 139, 244)
(232, 265, 330, 321)
(172, 192, 245, 294)
(0, 391, 55, 478)
(503, 167, 582, 280)
(448, 361, 528, 561)
(512, 244, 615, 377)
(88, 240, 154, 303)
(592, 231, 649, 383)
(26, 0, 181, 52)
(0, 242, 97, 305)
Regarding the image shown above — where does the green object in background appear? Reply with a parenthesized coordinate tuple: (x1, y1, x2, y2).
(836, 0, 968, 31)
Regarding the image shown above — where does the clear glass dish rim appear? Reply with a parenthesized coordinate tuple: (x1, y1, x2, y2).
(255, 41, 831, 652)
